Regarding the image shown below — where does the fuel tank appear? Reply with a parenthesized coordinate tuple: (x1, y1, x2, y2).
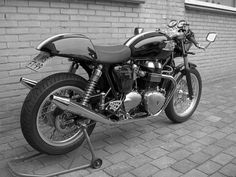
(36, 33, 97, 61)
(125, 31, 174, 60)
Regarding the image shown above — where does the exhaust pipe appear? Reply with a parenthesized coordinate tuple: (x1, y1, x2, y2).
(51, 95, 113, 125)
(20, 77, 37, 89)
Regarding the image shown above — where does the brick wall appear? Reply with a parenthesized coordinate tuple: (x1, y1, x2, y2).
(0, 0, 235, 133)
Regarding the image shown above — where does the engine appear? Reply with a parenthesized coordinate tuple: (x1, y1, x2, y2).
(110, 63, 167, 118)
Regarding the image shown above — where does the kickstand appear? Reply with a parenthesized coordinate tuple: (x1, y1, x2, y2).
(8, 124, 102, 177)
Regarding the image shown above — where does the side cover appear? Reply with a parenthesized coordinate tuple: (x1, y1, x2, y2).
(37, 33, 97, 61)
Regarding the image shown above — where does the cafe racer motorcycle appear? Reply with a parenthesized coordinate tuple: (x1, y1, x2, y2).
(20, 20, 216, 156)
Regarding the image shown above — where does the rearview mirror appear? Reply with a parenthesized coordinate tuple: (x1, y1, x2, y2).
(134, 27, 144, 35)
(206, 32, 217, 42)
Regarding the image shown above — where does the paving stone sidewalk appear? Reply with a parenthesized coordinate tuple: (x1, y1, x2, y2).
(0, 76, 236, 177)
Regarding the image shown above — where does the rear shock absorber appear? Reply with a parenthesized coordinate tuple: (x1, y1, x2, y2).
(81, 64, 103, 106)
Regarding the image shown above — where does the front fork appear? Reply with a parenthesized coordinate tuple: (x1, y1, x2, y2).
(182, 41, 193, 100)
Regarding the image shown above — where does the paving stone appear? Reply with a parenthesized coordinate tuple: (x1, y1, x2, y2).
(173, 128, 190, 136)
(197, 160, 222, 175)
(85, 171, 110, 177)
(139, 131, 159, 141)
(201, 126, 218, 134)
(206, 115, 222, 122)
(176, 135, 197, 145)
(59, 169, 90, 177)
(158, 133, 178, 142)
(151, 156, 176, 169)
(188, 151, 211, 164)
(202, 145, 223, 156)
(215, 138, 235, 148)
(209, 172, 227, 177)
(197, 136, 217, 146)
(226, 133, 236, 142)
(130, 163, 159, 177)
(0, 143, 11, 151)
(154, 127, 173, 135)
(224, 146, 236, 157)
(142, 138, 164, 148)
(126, 154, 152, 168)
(118, 172, 136, 177)
(219, 163, 236, 177)
(105, 151, 133, 164)
(104, 162, 133, 177)
(171, 159, 197, 173)
(184, 142, 206, 153)
(219, 127, 235, 134)
(159, 141, 183, 152)
(181, 169, 208, 177)
(124, 144, 148, 156)
(152, 167, 182, 177)
(211, 153, 234, 165)
(144, 147, 169, 159)
(232, 158, 236, 164)
(189, 131, 207, 139)
(104, 143, 128, 154)
(208, 131, 227, 140)
(167, 149, 192, 161)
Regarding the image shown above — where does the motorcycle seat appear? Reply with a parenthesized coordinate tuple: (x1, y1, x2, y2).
(94, 45, 131, 64)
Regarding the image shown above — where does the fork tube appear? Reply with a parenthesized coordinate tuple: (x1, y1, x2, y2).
(182, 40, 193, 100)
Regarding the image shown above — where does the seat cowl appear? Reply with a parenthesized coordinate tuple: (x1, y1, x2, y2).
(95, 45, 131, 64)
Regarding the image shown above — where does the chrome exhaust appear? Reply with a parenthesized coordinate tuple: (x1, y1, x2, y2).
(51, 95, 113, 124)
(20, 77, 37, 89)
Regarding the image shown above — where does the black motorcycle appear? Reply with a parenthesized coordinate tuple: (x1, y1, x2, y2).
(20, 20, 217, 156)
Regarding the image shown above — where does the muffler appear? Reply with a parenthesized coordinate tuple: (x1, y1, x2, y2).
(20, 77, 37, 89)
(50, 95, 113, 124)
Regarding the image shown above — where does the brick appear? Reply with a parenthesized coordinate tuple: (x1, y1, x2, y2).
(70, 15, 88, 21)
(29, 14, 50, 20)
(0, 7, 17, 13)
(79, 9, 95, 15)
(5, 14, 29, 20)
(167, 149, 192, 160)
(144, 147, 169, 159)
(219, 163, 236, 177)
(197, 161, 222, 175)
(104, 162, 133, 176)
(50, 2, 69, 8)
(40, 8, 60, 14)
(131, 164, 159, 177)
(5, 0, 28, 6)
(0, 35, 18, 42)
(18, 21, 40, 27)
(29, 1, 50, 7)
(152, 168, 182, 177)
(171, 159, 197, 173)
(96, 10, 111, 16)
(0, 42, 7, 49)
(181, 169, 208, 177)
(0, 143, 11, 151)
(7, 42, 30, 48)
(18, 7, 39, 13)
(61, 9, 78, 14)
(50, 15, 69, 21)
(6, 28, 29, 34)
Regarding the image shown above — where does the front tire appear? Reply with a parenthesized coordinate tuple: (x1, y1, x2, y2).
(165, 68, 202, 123)
(21, 73, 96, 155)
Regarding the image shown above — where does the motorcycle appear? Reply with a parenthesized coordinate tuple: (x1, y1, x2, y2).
(20, 20, 217, 156)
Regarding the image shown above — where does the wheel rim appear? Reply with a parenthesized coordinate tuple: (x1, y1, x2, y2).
(36, 86, 87, 147)
(173, 73, 199, 117)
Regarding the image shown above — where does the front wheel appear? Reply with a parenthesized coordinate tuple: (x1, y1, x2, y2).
(20, 73, 96, 155)
(165, 68, 202, 123)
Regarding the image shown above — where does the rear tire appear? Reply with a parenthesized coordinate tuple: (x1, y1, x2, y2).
(165, 68, 202, 123)
(21, 73, 96, 155)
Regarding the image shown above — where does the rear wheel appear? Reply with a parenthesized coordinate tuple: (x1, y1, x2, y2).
(21, 73, 96, 155)
(165, 68, 202, 123)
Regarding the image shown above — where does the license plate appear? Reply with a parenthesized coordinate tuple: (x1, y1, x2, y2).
(26, 51, 50, 71)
